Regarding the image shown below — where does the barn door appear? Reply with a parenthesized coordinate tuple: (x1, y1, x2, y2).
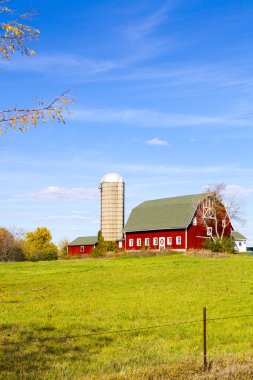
(159, 237, 165, 250)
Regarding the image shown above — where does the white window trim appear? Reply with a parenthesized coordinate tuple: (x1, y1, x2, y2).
(167, 237, 172, 245)
(145, 238, 149, 246)
(176, 236, 181, 245)
(153, 237, 158, 245)
(80, 246, 84, 252)
(222, 220, 226, 227)
(193, 216, 197, 226)
(129, 239, 134, 247)
(137, 238, 142, 247)
(207, 227, 213, 236)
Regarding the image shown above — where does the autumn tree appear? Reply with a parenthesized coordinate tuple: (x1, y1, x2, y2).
(0, 227, 25, 261)
(0, 0, 72, 135)
(21, 226, 58, 261)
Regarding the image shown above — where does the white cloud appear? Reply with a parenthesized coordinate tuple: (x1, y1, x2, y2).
(145, 137, 169, 146)
(14, 186, 99, 201)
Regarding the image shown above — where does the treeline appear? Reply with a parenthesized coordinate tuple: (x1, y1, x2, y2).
(0, 227, 68, 262)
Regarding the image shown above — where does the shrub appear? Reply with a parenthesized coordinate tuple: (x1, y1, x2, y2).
(204, 238, 235, 254)
(91, 246, 106, 258)
(91, 231, 118, 257)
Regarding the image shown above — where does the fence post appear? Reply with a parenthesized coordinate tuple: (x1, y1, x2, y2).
(203, 307, 207, 371)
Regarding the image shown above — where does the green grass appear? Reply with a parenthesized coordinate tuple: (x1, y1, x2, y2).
(1, 253, 253, 379)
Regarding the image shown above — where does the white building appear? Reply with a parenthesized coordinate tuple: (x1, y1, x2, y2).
(231, 231, 247, 252)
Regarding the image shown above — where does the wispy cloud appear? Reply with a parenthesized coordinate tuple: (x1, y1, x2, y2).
(0, 210, 89, 221)
(1, 54, 118, 75)
(71, 107, 249, 128)
(1, 4, 172, 78)
(224, 184, 253, 197)
(124, 3, 170, 42)
(145, 137, 169, 146)
(34, 214, 88, 222)
(14, 186, 99, 202)
(111, 163, 228, 175)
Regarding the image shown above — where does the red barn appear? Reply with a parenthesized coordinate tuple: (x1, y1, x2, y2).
(124, 193, 232, 251)
(68, 236, 97, 255)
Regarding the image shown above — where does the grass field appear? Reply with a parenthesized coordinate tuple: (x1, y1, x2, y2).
(1, 253, 253, 379)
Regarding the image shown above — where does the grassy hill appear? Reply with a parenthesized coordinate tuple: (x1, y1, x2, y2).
(0, 253, 253, 379)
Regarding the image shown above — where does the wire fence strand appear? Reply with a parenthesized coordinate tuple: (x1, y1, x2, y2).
(0, 318, 202, 346)
(1, 311, 253, 347)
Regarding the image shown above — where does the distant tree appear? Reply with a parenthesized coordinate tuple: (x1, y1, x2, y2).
(97, 230, 105, 247)
(21, 227, 58, 261)
(58, 238, 69, 258)
(0, 227, 25, 261)
(196, 183, 245, 242)
(0, 0, 72, 135)
(92, 230, 118, 257)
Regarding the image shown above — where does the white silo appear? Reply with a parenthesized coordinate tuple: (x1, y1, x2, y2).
(100, 173, 124, 241)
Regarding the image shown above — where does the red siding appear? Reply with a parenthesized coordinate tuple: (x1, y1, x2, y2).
(187, 205, 232, 249)
(68, 245, 95, 255)
(68, 240, 125, 255)
(187, 223, 208, 249)
(125, 230, 186, 250)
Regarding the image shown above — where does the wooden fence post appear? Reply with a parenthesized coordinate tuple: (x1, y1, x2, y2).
(203, 307, 207, 371)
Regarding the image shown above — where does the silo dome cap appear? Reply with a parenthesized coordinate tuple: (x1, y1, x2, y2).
(101, 172, 124, 183)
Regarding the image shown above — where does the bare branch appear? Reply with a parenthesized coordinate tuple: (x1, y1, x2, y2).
(0, 1, 73, 134)
(0, 92, 73, 134)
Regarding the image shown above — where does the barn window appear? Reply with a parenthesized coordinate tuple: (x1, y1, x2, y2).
(207, 227, 212, 236)
(153, 237, 158, 245)
(80, 246, 84, 252)
(129, 239, 134, 247)
(145, 238, 149, 246)
(137, 238, 141, 246)
(222, 220, 226, 227)
(193, 217, 197, 226)
(167, 237, 172, 245)
(176, 236, 181, 245)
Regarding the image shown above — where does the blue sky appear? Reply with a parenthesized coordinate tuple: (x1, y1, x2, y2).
(1, 0, 253, 244)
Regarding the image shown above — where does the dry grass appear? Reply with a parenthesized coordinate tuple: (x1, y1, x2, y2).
(85, 355, 253, 380)
(184, 249, 229, 258)
(104, 249, 179, 258)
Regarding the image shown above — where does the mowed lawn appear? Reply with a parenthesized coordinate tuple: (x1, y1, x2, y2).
(0, 253, 253, 379)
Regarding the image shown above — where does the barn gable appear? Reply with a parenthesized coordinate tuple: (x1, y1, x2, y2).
(124, 193, 206, 233)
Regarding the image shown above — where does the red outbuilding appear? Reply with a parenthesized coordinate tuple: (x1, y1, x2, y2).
(68, 236, 98, 255)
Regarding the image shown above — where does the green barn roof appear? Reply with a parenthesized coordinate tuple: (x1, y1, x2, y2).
(231, 231, 246, 241)
(124, 194, 206, 232)
(68, 236, 98, 246)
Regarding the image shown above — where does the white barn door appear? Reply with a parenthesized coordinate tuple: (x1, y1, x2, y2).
(159, 237, 165, 250)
